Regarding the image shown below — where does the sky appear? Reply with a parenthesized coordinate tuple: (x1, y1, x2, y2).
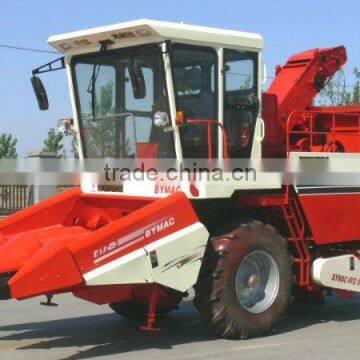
(1, 0, 360, 156)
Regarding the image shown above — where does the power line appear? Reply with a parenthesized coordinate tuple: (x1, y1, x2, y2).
(2, 42, 360, 89)
(0, 43, 59, 55)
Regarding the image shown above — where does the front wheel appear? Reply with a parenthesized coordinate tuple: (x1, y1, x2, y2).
(194, 220, 292, 339)
(110, 286, 183, 321)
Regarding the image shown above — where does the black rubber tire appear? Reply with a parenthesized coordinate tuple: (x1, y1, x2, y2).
(194, 220, 293, 339)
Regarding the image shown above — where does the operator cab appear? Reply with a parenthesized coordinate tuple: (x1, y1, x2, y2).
(33, 20, 264, 160)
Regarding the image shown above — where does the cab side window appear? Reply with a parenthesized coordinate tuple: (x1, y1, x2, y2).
(172, 44, 218, 158)
(224, 50, 258, 158)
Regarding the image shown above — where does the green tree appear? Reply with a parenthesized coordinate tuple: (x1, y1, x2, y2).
(98, 81, 114, 115)
(42, 128, 64, 157)
(352, 67, 360, 104)
(319, 67, 360, 105)
(85, 81, 116, 157)
(0, 133, 18, 158)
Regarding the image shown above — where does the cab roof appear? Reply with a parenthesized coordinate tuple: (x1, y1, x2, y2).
(48, 19, 264, 55)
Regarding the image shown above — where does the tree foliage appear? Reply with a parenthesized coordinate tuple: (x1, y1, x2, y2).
(98, 81, 114, 115)
(0, 133, 18, 158)
(319, 67, 360, 105)
(71, 135, 79, 158)
(85, 81, 117, 157)
(42, 128, 64, 157)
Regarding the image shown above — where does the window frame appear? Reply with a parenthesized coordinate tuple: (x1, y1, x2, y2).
(71, 43, 174, 158)
(222, 48, 259, 158)
(171, 43, 219, 111)
(170, 42, 219, 158)
(223, 49, 258, 96)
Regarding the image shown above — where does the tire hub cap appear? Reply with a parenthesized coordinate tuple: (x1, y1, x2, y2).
(235, 250, 280, 314)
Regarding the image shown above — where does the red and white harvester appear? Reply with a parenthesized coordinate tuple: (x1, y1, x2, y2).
(1, 20, 360, 338)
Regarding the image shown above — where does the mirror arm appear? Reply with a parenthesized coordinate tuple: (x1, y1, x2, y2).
(31, 56, 65, 111)
(32, 57, 65, 76)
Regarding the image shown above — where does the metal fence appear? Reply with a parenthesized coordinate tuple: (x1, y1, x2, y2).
(0, 185, 75, 216)
(56, 185, 75, 194)
(0, 185, 32, 216)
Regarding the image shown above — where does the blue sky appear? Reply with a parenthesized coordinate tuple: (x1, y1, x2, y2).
(1, 0, 360, 156)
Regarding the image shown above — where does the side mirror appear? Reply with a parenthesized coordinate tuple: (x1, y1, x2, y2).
(128, 59, 146, 99)
(31, 76, 49, 110)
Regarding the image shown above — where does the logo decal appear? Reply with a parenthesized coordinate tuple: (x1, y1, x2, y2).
(93, 216, 176, 264)
(145, 217, 175, 238)
(331, 273, 360, 286)
(154, 184, 181, 194)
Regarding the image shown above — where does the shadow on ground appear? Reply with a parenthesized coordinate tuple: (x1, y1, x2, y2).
(1, 297, 360, 359)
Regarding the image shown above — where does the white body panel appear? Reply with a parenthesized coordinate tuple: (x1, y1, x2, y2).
(48, 19, 263, 55)
(81, 171, 281, 199)
(312, 255, 360, 292)
(84, 248, 152, 285)
(84, 222, 209, 292)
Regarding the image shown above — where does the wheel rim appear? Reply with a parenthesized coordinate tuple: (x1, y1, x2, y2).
(235, 250, 280, 314)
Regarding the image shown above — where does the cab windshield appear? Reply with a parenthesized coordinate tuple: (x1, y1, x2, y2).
(72, 44, 175, 158)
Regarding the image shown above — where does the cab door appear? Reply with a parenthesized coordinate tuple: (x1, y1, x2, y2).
(223, 49, 259, 158)
(171, 44, 218, 158)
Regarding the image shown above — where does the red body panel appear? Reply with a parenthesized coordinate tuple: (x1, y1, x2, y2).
(0, 187, 80, 237)
(298, 193, 360, 244)
(73, 284, 134, 305)
(9, 240, 84, 299)
(73, 284, 178, 306)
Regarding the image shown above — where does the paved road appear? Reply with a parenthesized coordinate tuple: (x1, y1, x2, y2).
(0, 293, 360, 360)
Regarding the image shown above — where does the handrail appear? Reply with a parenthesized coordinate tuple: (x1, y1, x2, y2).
(186, 119, 229, 158)
(286, 109, 360, 155)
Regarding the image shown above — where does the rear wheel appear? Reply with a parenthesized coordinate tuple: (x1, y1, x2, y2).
(194, 220, 292, 339)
